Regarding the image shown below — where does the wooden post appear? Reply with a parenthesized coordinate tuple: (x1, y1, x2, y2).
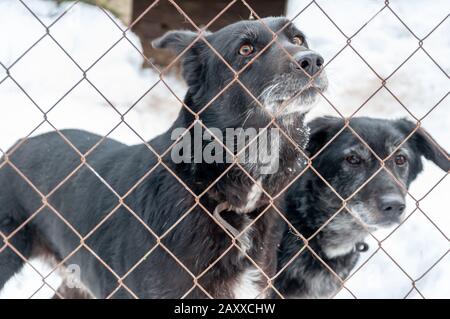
(131, 0, 287, 67)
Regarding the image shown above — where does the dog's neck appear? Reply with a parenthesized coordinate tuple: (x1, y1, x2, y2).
(286, 177, 365, 260)
(164, 100, 309, 210)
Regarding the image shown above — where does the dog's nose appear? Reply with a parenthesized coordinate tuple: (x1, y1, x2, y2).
(379, 196, 406, 216)
(292, 52, 324, 76)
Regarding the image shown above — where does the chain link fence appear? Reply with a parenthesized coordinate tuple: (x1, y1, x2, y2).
(0, 0, 449, 299)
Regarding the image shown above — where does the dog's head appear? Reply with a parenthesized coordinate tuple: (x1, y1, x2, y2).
(153, 17, 327, 129)
(306, 116, 449, 234)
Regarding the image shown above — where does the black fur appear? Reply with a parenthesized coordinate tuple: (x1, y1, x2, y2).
(275, 116, 449, 298)
(0, 17, 326, 298)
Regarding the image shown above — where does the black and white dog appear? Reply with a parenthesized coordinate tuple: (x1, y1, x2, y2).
(0, 17, 327, 298)
(275, 116, 449, 298)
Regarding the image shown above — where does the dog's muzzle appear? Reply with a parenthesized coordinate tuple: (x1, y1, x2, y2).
(290, 50, 324, 77)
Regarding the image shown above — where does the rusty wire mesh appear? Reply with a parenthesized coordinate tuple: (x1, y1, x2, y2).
(0, 0, 449, 299)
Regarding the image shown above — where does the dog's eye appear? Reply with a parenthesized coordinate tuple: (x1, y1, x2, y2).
(293, 36, 304, 46)
(395, 154, 407, 166)
(239, 44, 254, 56)
(346, 155, 362, 165)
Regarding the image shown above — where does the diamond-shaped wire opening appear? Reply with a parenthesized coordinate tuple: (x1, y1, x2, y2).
(49, 3, 124, 70)
(422, 16, 450, 78)
(0, 79, 44, 150)
(317, 48, 382, 116)
(382, 211, 448, 278)
(343, 249, 415, 298)
(386, 50, 450, 118)
(413, 251, 450, 298)
(418, 174, 449, 238)
(46, 81, 123, 136)
(0, 1, 47, 69)
(85, 38, 162, 111)
(0, 245, 61, 299)
(8, 36, 83, 112)
(120, 245, 194, 298)
(123, 79, 184, 140)
(350, 8, 419, 78)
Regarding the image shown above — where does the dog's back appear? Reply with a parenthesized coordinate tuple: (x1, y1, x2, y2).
(0, 130, 139, 297)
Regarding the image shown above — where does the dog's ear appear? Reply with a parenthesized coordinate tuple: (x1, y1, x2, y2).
(307, 116, 344, 156)
(395, 119, 450, 173)
(152, 30, 211, 92)
(152, 30, 198, 54)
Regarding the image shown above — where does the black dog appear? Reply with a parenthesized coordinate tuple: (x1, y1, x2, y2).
(0, 17, 327, 298)
(275, 116, 449, 298)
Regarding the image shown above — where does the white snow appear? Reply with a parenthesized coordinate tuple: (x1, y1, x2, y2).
(0, 0, 448, 298)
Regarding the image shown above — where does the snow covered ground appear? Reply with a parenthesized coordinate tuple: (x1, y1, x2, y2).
(0, 0, 449, 298)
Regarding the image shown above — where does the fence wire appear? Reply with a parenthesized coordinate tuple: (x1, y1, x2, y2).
(0, 0, 449, 299)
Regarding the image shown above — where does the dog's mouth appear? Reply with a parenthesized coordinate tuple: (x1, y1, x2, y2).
(273, 87, 319, 104)
(260, 73, 328, 117)
(348, 203, 404, 231)
(359, 219, 400, 232)
(371, 215, 403, 228)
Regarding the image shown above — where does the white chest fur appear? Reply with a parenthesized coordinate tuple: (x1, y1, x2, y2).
(233, 267, 263, 299)
(234, 179, 263, 214)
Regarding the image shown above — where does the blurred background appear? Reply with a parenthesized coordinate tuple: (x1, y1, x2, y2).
(0, 0, 449, 298)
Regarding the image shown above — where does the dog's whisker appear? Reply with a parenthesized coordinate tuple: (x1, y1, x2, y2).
(242, 108, 255, 127)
